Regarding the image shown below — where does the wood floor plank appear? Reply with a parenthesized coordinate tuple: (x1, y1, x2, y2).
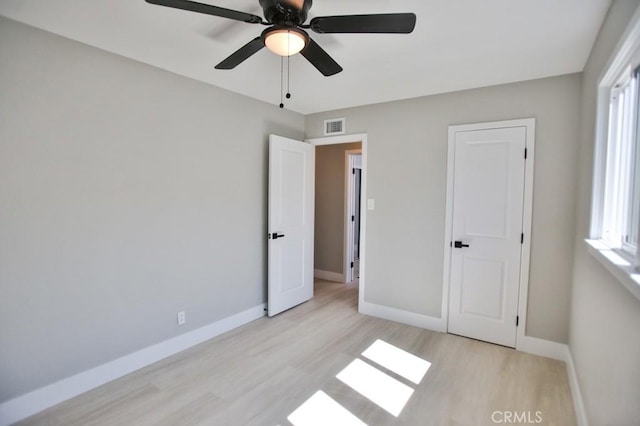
(17, 280, 576, 425)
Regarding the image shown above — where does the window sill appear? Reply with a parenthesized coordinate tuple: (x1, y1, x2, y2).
(585, 239, 640, 302)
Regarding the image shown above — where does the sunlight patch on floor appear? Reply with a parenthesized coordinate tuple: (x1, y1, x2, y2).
(287, 391, 367, 426)
(361, 339, 431, 385)
(336, 358, 414, 417)
(287, 339, 432, 422)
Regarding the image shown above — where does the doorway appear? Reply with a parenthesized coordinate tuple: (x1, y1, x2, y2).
(313, 142, 362, 283)
(307, 133, 368, 310)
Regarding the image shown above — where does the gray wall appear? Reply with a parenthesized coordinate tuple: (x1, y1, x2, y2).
(314, 142, 361, 275)
(0, 17, 304, 402)
(306, 74, 582, 344)
(570, 1, 640, 424)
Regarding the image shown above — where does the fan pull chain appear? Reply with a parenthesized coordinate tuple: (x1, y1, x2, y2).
(278, 31, 294, 109)
(279, 56, 284, 109)
(286, 33, 291, 100)
(286, 56, 291, 99)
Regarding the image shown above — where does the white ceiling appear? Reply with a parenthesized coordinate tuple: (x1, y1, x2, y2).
(0, 0, 611, 114)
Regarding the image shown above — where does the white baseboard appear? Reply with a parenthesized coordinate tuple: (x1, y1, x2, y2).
(0, 303, 266, 426)
(359, 300, 447, 332)
(564, 347, 588, 426)
(314, 269, 345, 283)
(516, 336, 588, 426)
(516, 335, 567, 361)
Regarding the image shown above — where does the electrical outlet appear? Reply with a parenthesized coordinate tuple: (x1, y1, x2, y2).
(177, 311, 186, 326)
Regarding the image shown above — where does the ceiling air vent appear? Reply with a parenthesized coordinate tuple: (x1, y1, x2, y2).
(324, 118, 345, 136)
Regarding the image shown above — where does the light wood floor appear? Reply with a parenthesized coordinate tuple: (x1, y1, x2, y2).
(19, 280, 575, 425)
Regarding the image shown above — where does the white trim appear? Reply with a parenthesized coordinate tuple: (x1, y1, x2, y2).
(442, 126, 455, 331)
(585, 239, 640, 301)
(307, 133, 366, 146)
(516, 119, 536, 348)
(314, 269, 345, 283)
(565, 347, 589, 426)
(516, 335, 567, 361)
(359, 301, 446, 332)
(0, 304, 266, 426)
(306, 133, 368, 312)
(443, 118, 536, 348)
(591, 85, 612, 237)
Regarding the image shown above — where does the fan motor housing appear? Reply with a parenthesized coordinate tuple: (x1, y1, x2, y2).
(260, 0, 312, 25)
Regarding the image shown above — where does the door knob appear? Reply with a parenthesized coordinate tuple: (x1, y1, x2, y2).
(271, 232, 285, 240)
(454, 241, 469, 248)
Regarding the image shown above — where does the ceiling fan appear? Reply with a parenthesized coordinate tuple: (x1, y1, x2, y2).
(145, 0, 417, 76)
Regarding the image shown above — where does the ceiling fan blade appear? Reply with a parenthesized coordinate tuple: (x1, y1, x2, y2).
(310, 13, 416, 34)
(215, 37, 265, 69)
(146, 0, 264, 24)
(301, 37, 342, 77)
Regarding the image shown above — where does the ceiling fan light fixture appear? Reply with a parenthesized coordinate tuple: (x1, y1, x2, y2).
(147, 0, 417, 76)
(263, 27, 308, 56)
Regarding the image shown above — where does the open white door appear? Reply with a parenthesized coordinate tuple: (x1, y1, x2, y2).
(268, 135, 315, 316)
(447, 124, 528, 348)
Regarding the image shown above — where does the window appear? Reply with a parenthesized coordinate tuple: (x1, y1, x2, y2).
(588, 8, 640, 301)
(600, 67, 640, 256)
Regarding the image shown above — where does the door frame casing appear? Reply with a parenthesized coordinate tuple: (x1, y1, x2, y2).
(442, 118, 535, 349)
(345, 149, 362, 283)
(306, 133, 368, 311)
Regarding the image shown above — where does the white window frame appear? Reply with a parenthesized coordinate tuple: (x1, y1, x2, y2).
(588, 6, 640, 302)
(601, 71, 639, 253)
